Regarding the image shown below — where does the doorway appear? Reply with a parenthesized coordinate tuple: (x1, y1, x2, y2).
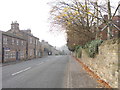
(16, 51, 19, 61)
(2, 47, 4, 63)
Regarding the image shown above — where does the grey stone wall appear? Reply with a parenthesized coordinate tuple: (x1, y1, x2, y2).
(0, 31, 2, 63)
(2, 34, 27, 62)
(81, 38, 119, 88)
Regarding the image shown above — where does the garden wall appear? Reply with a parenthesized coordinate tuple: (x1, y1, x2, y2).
(80, 38, 119, 88)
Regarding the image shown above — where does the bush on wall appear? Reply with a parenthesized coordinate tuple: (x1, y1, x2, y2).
(83, 40, 103, 58)
(75, 45, 82, 58)
(74, 40, 103, 58)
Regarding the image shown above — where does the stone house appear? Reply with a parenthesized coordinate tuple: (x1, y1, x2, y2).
(7, 21, 41, 60)
(50, 46, 59, 55)
(23, 32, 40, 60)
(0, 31, 2, 63)
(40, 40, 60, 56)
(37, 41, 42, 57)
(0, 21, 59, 63)
(41, 40, 50, 56)
(1, 31, 27, 63)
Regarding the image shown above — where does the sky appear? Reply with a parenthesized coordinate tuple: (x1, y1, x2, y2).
(0, 0, 119, 47)
(0, 0, 67, 48)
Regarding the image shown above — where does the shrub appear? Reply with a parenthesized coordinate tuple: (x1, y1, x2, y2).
(84, 40, 103, 58)
(75, 45, 82, 58)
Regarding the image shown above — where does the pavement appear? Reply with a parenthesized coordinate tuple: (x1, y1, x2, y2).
(65, 56, 102, 88)
(2, 55, 101, 88)
(1, 56, 48, 67)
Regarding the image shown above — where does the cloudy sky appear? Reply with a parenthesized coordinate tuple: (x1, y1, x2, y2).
(0, 0, 119, 47)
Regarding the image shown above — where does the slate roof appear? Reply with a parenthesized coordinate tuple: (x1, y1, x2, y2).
(20, 30, 39, 40)
(2, 31, 26, 41)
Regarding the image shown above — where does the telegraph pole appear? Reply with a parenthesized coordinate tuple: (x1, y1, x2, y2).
(85, 0, 89, 31)
(94, 1, 99, 39)
(107, 0, 112, 39)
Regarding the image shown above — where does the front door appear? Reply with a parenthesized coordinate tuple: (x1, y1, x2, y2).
(34, 49, 36, 58)
(16, 51, 19, 61)
(2, 48, 4, 63)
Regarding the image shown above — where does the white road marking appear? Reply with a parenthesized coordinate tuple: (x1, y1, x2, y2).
(67, 65, 70, 88)
(66, 58, 72, 88)
(12, 67, 31, 76)
(67, 59, 71, 88)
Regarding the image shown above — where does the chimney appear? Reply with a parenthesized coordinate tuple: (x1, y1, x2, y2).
(11, 21, 19, 30)
(42, 40, 44, 42)
(26, 29, 31, 34)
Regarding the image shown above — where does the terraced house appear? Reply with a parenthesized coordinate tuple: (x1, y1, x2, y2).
(1, 31, 27, 63)
(7, 21, 41, 60)
(0, 31, 2, 63)
(0, 21, 60, 63)
(0, 21, 42, 63)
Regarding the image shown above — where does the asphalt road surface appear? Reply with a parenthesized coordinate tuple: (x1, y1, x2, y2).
(2, 55, 69, 88)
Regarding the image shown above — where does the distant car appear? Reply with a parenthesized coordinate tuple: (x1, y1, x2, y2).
(48, 52, 52, 55)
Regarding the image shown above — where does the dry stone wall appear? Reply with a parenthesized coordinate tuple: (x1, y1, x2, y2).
(80, 38, 119, 88)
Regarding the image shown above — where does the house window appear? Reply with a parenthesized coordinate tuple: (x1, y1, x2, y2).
(12, 51, 16, 58)
(33, 39, 35, 45)
(30, 37, 32, 44)
(4, 50, 9, 59)
(33, 39, 35, 44)
(12, 38, 14, 45)
(30, 49, 33, 56)
(9, 51, 15, 58)
(12, 26, 15, 29)
(21, 41, 24, 45)
(36, 40, 38, 45)
(20, 51, 24, 58)
(36, 50, 37, 56)
(3, 37, 7, 44)
(16, 39, 19, 45)
(10, 53, 13, 58)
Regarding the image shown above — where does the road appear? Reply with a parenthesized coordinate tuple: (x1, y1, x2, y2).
(2, 55, 100, 88)
(2, 55, 69, 88)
